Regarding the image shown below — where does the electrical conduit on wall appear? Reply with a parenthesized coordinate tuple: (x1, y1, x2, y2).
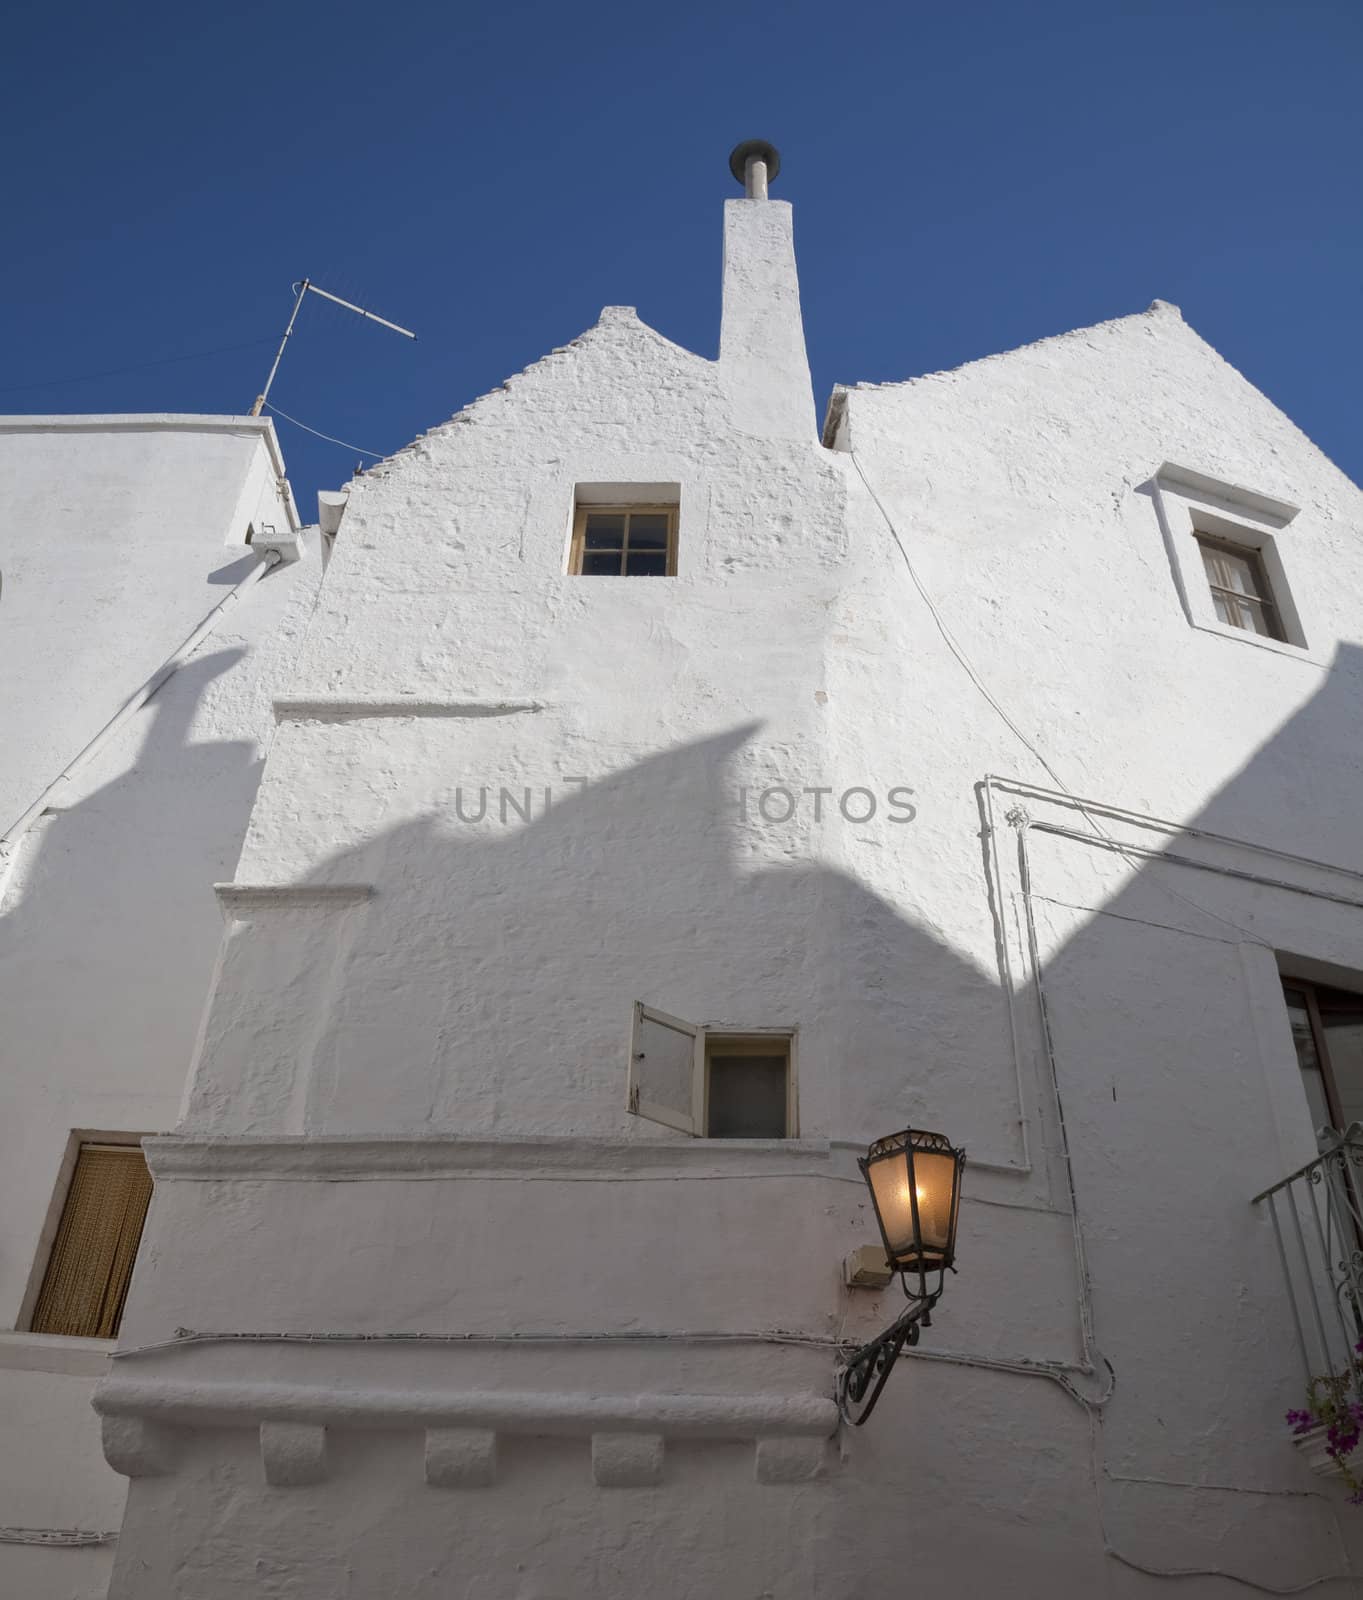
(0, 550, 282, 905)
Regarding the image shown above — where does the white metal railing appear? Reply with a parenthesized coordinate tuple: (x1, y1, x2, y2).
(1254, 1124, 1363, 1391)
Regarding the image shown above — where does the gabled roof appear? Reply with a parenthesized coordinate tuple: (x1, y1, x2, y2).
(822, 300, 1185, 448)
(359, 306, 712, 481)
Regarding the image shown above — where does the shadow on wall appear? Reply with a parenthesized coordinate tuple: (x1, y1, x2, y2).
(196, 640, 1363, 1162)
(0, 648, 271, 1107)
(127, 647, 1363, 1590)
(192, 720, 1010, 1145)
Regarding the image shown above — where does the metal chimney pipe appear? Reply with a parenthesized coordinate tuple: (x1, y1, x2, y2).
(728, 140, 782, 199)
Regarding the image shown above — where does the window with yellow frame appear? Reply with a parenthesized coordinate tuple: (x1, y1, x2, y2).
(570, 505, 677, 576)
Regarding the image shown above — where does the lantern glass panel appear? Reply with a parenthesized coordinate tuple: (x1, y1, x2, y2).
(867, 1150, 917, 1259)
(911, 1149, 957, 1258)
(864, 1132, 963, 1270)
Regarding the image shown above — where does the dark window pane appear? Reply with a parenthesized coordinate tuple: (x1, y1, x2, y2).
(1209, 586, 1279, 637)
(1283, 987, 1332, 1133)
(708, 1055, 787, 1138)
(625, 551, 668, 576)
(1238, 598, 1275, 637)
(1212, 547, 1261, 598)
(584, 514, 626, 550)
(1197, 535, 1284, 639)
(580, 550, 623, 575)
(628, 514, 669, 549)
(1315, 985, 1363, 1130)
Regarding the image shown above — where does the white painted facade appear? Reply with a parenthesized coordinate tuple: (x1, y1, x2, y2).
(9, 171, 1363, 1597)
(0, 416, 319, 1599)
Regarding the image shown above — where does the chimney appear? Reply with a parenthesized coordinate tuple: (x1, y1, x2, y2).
(719, 140, 817, 443)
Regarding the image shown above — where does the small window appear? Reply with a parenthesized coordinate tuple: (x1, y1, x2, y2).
(706, 1038, 791, 1138)
(1281, 978, 1363, 1137)
(571, 506, 677, 577)
(1195, 535, 1284, 641)
(28, 1144, 153, 1338)
(628, 1003, 795, 1137)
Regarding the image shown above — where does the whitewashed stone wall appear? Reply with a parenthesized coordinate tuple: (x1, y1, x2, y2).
(0, 417, 318, 1600)
(100, 200, 1363, 1598)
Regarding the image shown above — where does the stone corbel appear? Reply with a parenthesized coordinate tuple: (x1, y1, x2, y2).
(101, 1415, 178, 1478)
(425, 1427, 497, 1487)
(260, 1421, 329, 1486)
(591, 1432, 664, 1487)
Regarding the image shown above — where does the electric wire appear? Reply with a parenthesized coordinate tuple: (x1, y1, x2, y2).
(109, 1328, 1111, 1410)
(1088, 1413, 1354, 1594)
(0, 549, 283, 875)
(987, 774, 1363, 887)
(1017, 823, 1103, 1375)
(265, 400, 385, 459)
(39, 430, 1333, 1588)
(850, 448, 1354, 1588)
(848, 449, 1274, 953)
(0, 1527, 119, 1547)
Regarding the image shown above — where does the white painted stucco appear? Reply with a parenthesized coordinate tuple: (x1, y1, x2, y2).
(0, 416, 318, 1598)
(14, 179, 1363, 1596)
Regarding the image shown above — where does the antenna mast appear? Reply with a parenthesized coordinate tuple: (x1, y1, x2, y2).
(250, 279, 417, 417)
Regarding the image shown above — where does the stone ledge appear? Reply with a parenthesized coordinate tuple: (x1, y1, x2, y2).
(213, 883, 375, 913)
(273, 700, 547, 722)
(1155, 461, 1299, 525)
(94, 1377, 837, 1438)
(142, 1132, 834, 1183)
(95, 1378, 838, 1490)
(0, 1331, 114, 1377)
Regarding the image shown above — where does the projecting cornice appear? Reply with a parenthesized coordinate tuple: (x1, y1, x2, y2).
(143, 1132, 835, 1183)
(94, 1378, 837, 1489)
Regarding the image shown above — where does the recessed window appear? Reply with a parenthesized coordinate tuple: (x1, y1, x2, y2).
(28, 1143, 152, 1338)
(628, 1003, 795, 1137)
(1152, 466, 1309, 654)
(1196, 534, 1284, 641)
(1281, 977, 1363, 1137)
(571, 506, 677, 577)
(706, 1037, 791, 1137)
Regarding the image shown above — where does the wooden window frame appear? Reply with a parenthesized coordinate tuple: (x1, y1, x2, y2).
(628, 1003, 797, 1138)
(570, 505, 678, 577)
(1152, 469, 1312, 658)
(1282, 978, 1363, 1277)
(26, 1140, 153, 1339)
(628, 1002, 702, 1135)
(1283, 979, 1357, 1133)
(702, 1033, 799, 1141)
(1195, 533, 1285, 641)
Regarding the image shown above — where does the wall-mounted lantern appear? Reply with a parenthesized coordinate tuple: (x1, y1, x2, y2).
(837, 1128, 966, 1425)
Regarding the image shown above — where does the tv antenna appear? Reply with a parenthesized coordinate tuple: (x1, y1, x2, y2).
(249, 279, 417, 416)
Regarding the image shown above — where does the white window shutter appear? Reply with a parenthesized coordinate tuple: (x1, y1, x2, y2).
(628, 1002, 703, 1135)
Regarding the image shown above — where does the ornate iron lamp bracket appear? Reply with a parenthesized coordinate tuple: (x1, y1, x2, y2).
(836, 1287, 941, 1426)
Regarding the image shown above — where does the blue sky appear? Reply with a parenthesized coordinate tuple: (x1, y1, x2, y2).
(2, 0, 1359, 513)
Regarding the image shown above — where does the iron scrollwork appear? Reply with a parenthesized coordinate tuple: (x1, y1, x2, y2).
(836, 1291, 939, 1426)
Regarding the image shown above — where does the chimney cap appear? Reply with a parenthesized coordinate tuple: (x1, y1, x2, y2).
(729, 140, 781, 188)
